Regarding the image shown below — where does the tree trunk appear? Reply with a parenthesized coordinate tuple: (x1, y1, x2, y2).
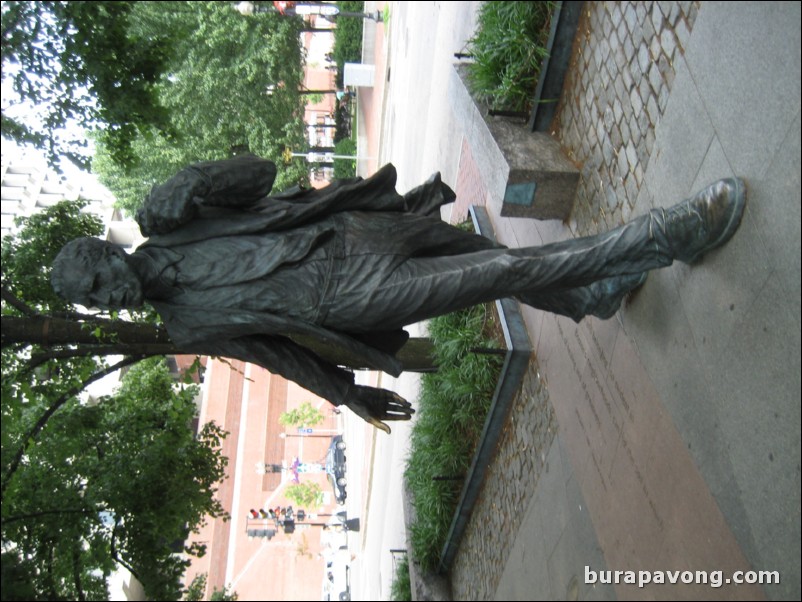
(2, 315, 174, 352)
(2, 315, 439, 371)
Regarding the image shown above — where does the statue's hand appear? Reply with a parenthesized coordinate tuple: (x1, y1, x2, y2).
(137, 169, 207, 236)
(345, 385, 414, 434)
(137, 194, 200, 237)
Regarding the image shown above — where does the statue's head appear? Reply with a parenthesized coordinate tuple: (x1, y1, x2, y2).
(51, 237, 144, 310)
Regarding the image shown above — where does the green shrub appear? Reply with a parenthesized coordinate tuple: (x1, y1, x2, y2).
(390, 556, 411, 601)
(332, 2, 365, 88)
(404, 304, 504, 571)
(333, 138, 357, 178)
(279, 401, 324, 427)
(467, 1, 555, 112)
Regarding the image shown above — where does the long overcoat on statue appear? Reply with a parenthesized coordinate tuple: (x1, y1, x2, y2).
(135, 154, 493, 404)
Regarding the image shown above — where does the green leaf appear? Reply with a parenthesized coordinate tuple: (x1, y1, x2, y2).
(91, 1, 309, 216)
(2, 1, 176, 171)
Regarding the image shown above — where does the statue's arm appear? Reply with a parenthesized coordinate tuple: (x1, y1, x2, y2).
(195, 335, 413, 432)
(214, 334, 353, 403)
(136, 154, 277, 236)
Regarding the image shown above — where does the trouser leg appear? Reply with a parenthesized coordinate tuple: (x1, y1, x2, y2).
(517, 272, 648, 322)
(505, 211, 672, 289)
(324, 178, 745, 329)
(327, 212, 672, 331)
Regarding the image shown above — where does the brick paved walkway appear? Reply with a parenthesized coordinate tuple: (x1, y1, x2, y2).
(557, 1, 701, 236)
(447, 2, 705, 599)
(453, 138, 488, 223)
(450, 359, 556, 601)
(377, 2, 800, 599)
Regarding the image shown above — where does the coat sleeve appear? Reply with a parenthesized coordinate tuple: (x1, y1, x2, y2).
(150, 300, 405, 376)
(137, 154, 277, 236)
(187, 334, 356, 407)
(402, 171, 457, 216)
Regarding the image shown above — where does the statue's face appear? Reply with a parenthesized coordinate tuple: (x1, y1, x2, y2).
(78, 246, 144, 310)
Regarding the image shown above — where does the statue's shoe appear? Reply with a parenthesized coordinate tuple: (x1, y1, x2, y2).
(657, 177, 746, 264)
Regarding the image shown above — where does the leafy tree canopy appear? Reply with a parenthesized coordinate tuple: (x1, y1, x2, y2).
(279, 401, 325, 428)
(285, 482, 324, 508)
(1, 203, 228, 600)
(1, 199, 103, 312)
(1, 356, 229, 600)
(92, 1, 310, 215)
(184, 573, 239, 601)
(1, 1, 176, 171)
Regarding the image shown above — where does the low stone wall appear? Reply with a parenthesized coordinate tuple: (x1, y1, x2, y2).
(449, 65, 579, 221)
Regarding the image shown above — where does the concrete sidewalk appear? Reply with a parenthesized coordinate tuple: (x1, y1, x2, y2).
(360, 2, 800, 600)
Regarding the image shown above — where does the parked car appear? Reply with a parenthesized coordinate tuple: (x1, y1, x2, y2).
(326, 436, 347, 504)
(322, 549, 351, 601)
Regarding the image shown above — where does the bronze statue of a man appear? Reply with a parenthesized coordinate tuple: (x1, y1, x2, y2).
(52, 155, 745, 431)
